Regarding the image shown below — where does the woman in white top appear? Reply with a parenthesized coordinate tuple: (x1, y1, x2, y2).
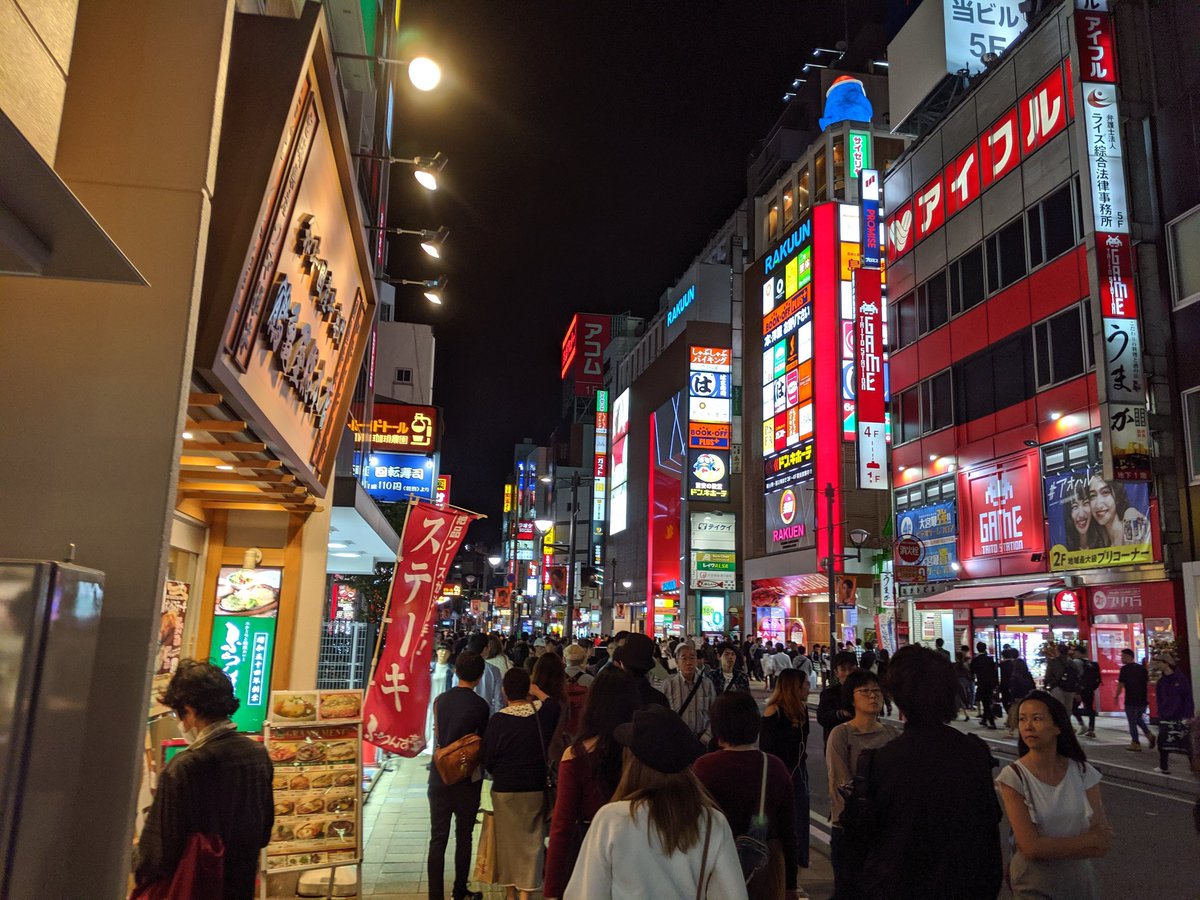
(485, 635, 512, 675)
(997, 690, 1114, 899)
(565, 704, 747, 900)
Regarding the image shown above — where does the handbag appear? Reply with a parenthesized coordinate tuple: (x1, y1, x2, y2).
(532, 700, 557, 817)
(130, 832, 225, 900)
(473, 802, 498, 884)
(432, 697, 483, 785)
(735, 752, 772, 884)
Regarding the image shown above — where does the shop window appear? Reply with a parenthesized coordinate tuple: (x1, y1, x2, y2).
(767, 196, 781, 241)
(1028, 181, 1079, 270)
(783, 182, 795, 224)
(986, 216, 1027, 294)
(832, 134, 846, 197)
(949, 245, 986, 315)
(917, 271, 950, 334)
(1184, 388, 1200, 484)
(1033, 302, 1090, 389)
(893, 292, 918, 350)
(1167, 204, 1200, 309)
(815, 147, 828, 201)
(797, 167, 811, 219)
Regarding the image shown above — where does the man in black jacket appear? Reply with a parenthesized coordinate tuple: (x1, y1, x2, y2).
(613, 633, 670, 708)
(428, 651, 490, 900)
(817, 650, 859, 746)
(969, 642, 999, 729)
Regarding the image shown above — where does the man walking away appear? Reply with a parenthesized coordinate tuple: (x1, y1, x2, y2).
(1115, 648, 1155, 751)
(934, 638, 951, 661)
(817, 650, 859, 746)
(1044, 642, 1081, 715)
(464, 634, 503, 714)
(1071, 646, 1101, 738)
(969, 642, 999, 729)
(428, 651, 490, 900)
(859, 641, 877, 673)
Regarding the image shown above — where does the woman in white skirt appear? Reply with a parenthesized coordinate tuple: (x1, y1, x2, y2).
(482, 666, 560, 899)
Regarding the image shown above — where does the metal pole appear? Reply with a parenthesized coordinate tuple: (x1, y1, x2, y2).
(565, 473, 580, 642)
(825, 482, 837, 650)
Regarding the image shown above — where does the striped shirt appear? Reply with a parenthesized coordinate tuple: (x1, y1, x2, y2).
(662, 671, 717, 739)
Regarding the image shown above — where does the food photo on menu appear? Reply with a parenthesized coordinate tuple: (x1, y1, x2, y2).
(215, 565, 282, 617)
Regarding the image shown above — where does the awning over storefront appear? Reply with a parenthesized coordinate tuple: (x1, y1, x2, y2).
(914, 580, 1063, 609)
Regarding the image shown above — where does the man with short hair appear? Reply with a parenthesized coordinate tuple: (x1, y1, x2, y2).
(817, 650, 859, 745)
(708, 642, 750, 694)
(428, 651, 490, 900)
(463, 634, 502, 714)
(613, 633, 670, 708)
(662, 642, 717, 743)
(1070, 646, 1101, 737)
(969, 641, 999, 729)
(1044, 641, 1080, 715)
(933, 638, 951, 661)
(598, 630, 631, 673)
(1115, 648, 1155, 751)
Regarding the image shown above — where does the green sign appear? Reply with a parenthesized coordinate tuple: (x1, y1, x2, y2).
(209, 614, 277, 732)
(848, 131, 872, 181)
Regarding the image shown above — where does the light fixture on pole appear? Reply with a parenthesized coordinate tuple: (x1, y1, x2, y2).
(332, 52, 441, 91)
(821, 482, 872, 647)
(371, 225, 449, 258)
(487, 555, 501, 567)
(388, 275, 448, 305)
(352, 151, 448, 191)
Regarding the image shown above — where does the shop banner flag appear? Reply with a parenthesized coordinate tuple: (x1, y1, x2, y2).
(363, 500, 481, 755)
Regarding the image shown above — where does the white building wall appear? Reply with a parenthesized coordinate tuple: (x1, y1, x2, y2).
(374, 320, 435, 405)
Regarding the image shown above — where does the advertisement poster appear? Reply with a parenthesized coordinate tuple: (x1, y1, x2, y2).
(265, 721, 362, 873)
(765, 485, 816, 553)
(895, 502, 959, 582)
(687, 448, 730, 501)
(363, 501, 480, 755)
(209, 615, 276, 732)
(215, 565, 282, 618)
(700, 595, 726, 633)
(957, 452, 1045, 573)
(1045, 465, 1152, 571)
(150, 580, 190, 715)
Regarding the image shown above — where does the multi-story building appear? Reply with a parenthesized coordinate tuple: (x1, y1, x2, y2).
(880, 0, 1188, 702)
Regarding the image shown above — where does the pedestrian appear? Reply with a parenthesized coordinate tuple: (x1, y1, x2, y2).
(859, 641, 877, 673)
(970, 641, 999, 729)
(1150, 651, 1194, 774)
(760, 668, 813, 895)
(1003, 649, 1037, 736)
(954, 652, 974, 723)
(564, 704, 747, 899)
(612, 633, 670, 708)
(544, 668, 641, 899)
(133, 660, 273, 900)
(485, 636, 512, 675)
(426, 641, 458, 752)
(1070, 646, 1101, 738)
(997, 691, 1113, 898)
(663, 641, 718, 744)
(533, 651, 571, 772)
(648, 642, 671, 690)
(428, 651, 490, 900)
(466, 633, 504, 714)
(1044, 642, 1081, 716)
(861, 645, 1002, 897)
(816, 650, 859, 747)
(710, 641, 751, 694)
(482, 667, 561, 899)
(694, 691, 800, 900)
(1114, 648, 1155, 751)
(826, 669, 900, 898)
(875, 649, 892, 717)
(934, 637, 951, 661)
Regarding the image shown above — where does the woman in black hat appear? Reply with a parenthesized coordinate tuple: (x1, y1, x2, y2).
(563, 705, 747, 899)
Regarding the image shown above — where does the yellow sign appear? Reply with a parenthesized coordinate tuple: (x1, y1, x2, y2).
(503, 484, 513, 513)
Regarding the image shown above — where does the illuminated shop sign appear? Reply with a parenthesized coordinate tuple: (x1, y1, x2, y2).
(348, 402, 438, 450)
(854, 268, 887, 490)
(609, 389, 631, 534)
(848, 130, 872, 181)
(560, 313, 611, 396)
(353, 451, 437, 502)
(593, 389, 609, 554)
(666, 284, 697, 327)
(943, 0, 1027, 76)
(957, 452, 1045, 578)
(688, 348, 732, 502)
(895, 502, 958, 582)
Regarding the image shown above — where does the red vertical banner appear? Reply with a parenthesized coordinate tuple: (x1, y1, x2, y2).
(854, 268, 887, 490)
(363, 500, 482, 755)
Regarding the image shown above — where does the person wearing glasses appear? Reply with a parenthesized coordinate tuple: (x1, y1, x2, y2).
(826, 669, 899, 899)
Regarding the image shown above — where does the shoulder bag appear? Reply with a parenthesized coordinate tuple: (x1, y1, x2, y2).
(473, 794, 498, 883)
(532, 700, 557, 817)
(678, 674, 706, 717)
(695, 809, 713, 900)
(432, 696, 483, 786)
(735, 752, 771, 884)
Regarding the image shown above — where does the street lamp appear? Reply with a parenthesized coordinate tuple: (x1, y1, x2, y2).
(388, 275, 448, 305)
(352, 151, 448, 191)
(487, 555, 501, 567)
(371, 225, 449, 258)
(821, 482, 872, 648)
(332, 53, 442, 91)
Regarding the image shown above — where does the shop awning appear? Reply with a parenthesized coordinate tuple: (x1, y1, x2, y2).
(913, 580, 1063, 609)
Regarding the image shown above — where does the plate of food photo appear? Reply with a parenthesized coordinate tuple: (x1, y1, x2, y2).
(215, 567, 281, 616)
(317, 691, 362, 722)
(271, 693, 317, 723)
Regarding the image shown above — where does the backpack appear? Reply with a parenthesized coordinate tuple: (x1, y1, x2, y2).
(735, 752, 772, 884)
(837, 748, 877, 863)
(1079, 660, 1101, 692)
(564, 672, 589, 739)
(1058, 659, 1082, 694)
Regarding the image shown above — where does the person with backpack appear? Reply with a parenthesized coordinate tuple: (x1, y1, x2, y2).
(1070, 646, 1102, 738)
(694, 691, 800, 899)
(561, 643, 593, 743)
(970, 642, 1000, 729)
(1003, 649, 1038, 736)
(1044, 642, 1081, 716)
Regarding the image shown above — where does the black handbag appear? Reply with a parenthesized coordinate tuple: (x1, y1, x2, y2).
(735, 752, 771, 884)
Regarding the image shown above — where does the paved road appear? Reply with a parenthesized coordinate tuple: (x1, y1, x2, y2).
(799, 712, 1200, 899)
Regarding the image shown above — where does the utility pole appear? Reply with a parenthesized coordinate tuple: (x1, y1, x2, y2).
(825, 481, 838, 649)
(564, 471, 580, 642)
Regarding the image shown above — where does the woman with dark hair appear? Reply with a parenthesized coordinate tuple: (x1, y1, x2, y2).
(1087, 473, 1149, 547)
(760, 669, 813, 883)
(1062, 481, 1106, 551)
(134, 660, 274, 899)
(564, 705, 746, 898)
(858, 645, 1002, 897)
(483, 666, 561, 899)
(826, 669, 900, 898)
(694, 691, 799, 899)
(543, 668, 641, 899)
(997, 691, 1112, 898)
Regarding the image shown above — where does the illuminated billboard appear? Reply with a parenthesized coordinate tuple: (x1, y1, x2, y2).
(609, 389, 631, 534)
(560, 313, 612, 397)
(688, 347, 732, 502)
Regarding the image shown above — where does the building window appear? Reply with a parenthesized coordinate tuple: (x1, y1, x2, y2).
(985, 216, 1027, 294)
(1027, 181, 1079, 270)
(783, 182, 795, 224)
(1184, 388, 1200, 483)
(897, 385, 920, 444)
(953, 331, 1035, 423)
(767, 196, 781, 242)
(394, 367, 413, 384)
(832, 133, 846, 198)
(895, 474, 957, 512)
(815, 146, 828, 201)
(949, 245, 986, 315)
(1033, 302, 1091, 389)
(877, 137, 907, 172)
(917, 270, 950, 334)
(895, 370, 952, 444)
(893, 292, 918, 350)
(1167, 204, 1200, 309)
(797, 167, 811, 219)
(1042, 431, 1100, 474)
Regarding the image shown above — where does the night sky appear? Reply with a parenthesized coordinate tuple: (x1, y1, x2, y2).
(384, 2, 861, 546)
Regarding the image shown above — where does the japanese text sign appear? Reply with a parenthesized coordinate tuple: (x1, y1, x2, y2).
(349, 402, 438, 450)
(958, 452, 1045, 567)
(854, 269, 887, 490)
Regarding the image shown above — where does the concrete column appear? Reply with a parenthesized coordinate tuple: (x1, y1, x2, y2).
(0, 2, 233, 896)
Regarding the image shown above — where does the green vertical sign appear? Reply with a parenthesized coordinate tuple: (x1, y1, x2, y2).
(209, 615, 277, 732)
(848, 130, 872, 181)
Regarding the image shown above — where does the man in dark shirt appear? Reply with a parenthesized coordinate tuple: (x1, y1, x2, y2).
(969, 642, 999, 729)
(613, 633, 670, 708)
(933, 638, 951, 661)
(428, 651, 490, 900)
(817, 650, 859, 746)
(1115, 648, 1155, 751)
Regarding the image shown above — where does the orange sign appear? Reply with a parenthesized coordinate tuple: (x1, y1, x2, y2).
(690, 347, 732, 368)
(348, 402, 438, 450)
